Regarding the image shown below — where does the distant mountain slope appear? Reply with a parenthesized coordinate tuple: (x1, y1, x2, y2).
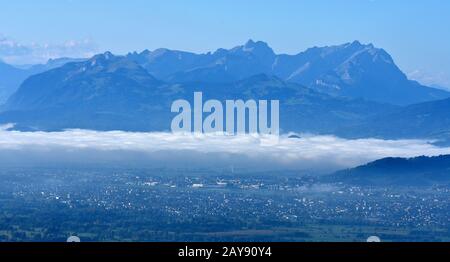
(0, 58, 85, 104)
(337, 97, 450, 141)
(0, 61, 30, 104)
(289, 41, 449, 106)
(1, 52, 170, 131)
(164, 74, 397, 134)
(326, 155, 450, 186)
(6, 52, 160, 110)
(26, 57, 87, 74)
(127, 40, 449, 105)
(165, 40, 277, 84)
(0, 53, 396, 132)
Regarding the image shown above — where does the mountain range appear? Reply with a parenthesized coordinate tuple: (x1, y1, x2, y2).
(1, 40, 450, 138)
(126, 40, 449, 105)
(0, 52, 396, 132)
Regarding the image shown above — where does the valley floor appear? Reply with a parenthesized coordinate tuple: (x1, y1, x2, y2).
(0, 168, 449, 242)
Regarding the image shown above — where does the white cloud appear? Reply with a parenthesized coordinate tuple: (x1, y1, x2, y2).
(0, 35, 98, 64)
(1, 129, 449, 172)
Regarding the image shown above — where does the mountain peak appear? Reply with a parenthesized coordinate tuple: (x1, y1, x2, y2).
(87, 51, 123, 68)
(244, 39, 263, 48)
(349, 40, 362, 47)
(242, 39, 274, 55)
(140, 49, 151, 56)
(100, 51, 114, 59)
(341, 40, 374, 50)
(90, 51, 116, 62)
(151, 48, 172, 57)
(244, 39, 273, 52)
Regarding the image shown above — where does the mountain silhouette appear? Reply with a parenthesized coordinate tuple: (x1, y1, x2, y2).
(0, 52, 395, 132)
(326, 155, 450, 186)
(1, 52, 171, 131)
(1, 40, 449, 135)
(126, 40, 449, 105)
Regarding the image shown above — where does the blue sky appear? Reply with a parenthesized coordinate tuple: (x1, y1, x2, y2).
(1, 0, 449, 87)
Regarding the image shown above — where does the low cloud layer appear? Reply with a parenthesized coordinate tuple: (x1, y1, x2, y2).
(1, 128, 450, 173)
(0, 35, 98, 64)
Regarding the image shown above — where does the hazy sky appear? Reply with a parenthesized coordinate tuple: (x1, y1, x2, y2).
(1, 0, 449, 87)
